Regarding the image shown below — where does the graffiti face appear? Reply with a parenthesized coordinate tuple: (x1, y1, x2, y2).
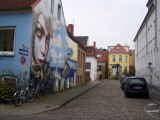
(33, 13, 50, 66)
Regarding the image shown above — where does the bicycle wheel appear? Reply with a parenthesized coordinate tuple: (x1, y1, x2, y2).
(25, 90, 35, 102)
(14, 91, 22, 106)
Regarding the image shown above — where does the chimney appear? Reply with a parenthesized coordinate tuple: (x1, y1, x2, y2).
(66, 24, 74, 35)
(93, 41, 96, 48)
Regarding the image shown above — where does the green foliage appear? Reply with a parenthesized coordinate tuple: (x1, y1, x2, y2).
(1, 68, 14, 76)
(0, 81, 15, 103)
(123, 68, 129, 75)
(102, 68, 106, 79)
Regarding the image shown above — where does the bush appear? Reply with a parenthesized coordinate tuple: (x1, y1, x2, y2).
(0, 81, 15, 103)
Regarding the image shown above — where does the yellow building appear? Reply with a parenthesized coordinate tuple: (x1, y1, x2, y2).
(108, 44, 129, 79)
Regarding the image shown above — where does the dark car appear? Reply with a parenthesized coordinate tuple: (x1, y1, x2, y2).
(121, 76, 130, 90)
(124, 77, 149, 98)
(120, 75, 125, 84)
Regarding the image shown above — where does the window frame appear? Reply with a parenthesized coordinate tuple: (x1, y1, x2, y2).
(125, 55, 128, 63)
(97, 54, 101, 58)
(119, 66, 122, 73)
(51, 0, 54, 15)
(119, 55, 122, 62)
(57, 4, 61, 21)
(125, 66, 128, 72)
(112, 55, 116, 62)
(0, 27, 15, 56)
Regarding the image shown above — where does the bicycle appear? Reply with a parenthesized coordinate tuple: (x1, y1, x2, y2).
(13, 80, 34, 106)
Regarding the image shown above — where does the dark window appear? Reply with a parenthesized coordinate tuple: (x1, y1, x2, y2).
(57, 4, 61, 21)
(0, 29, 14, 51)
(129, 52, 132, 56)
(0, 28, 15, 55)
(86, 62, 91, 69)
(112, 55, 116, 62)
(97, 66, 102, 71)
(129, 78, 147, 85)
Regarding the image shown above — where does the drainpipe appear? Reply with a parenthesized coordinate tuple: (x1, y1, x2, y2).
(146, 21, 148, 56)
(154, 0, 157, 49)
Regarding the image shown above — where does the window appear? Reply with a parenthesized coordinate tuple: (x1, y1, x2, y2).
(0, 28, 15, 56)
(119, 66, 122, 73)
(51, 0, 54, 15)
(97, 54, 101, 58)
(117, 46, 120, 50)
(112, 55, 116, 62)
(129, 52, 132, 56)
(86, 62, 91, 69)
(125, 66, 128, 72)
(119, 55, 122, 62)
(125, 55, 128, 62)
(57, 4, 61, 21)
(78, 50, 80, 67)
(97, 66, 102, 71)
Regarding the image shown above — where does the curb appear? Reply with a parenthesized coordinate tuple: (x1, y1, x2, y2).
(1, 81, 102, 117)
(151, 98, 160, 106)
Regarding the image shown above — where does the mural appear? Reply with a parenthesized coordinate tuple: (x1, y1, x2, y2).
(30, 0, 76, 94)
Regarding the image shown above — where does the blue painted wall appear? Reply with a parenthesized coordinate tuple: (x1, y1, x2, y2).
(0, 13, 33, 81)
(0, 0, 77, 93)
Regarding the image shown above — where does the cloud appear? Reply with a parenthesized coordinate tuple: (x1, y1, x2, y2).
(50, 34, 62, 48)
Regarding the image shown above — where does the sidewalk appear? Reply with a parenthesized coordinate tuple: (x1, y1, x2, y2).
(149, 86, 160, 105)
(0, 80, 101, 117)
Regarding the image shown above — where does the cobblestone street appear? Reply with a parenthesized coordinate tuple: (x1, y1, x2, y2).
(1, 80, 160, 120)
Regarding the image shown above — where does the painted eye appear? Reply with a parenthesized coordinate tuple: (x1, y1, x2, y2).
(36, 27, 42, 39)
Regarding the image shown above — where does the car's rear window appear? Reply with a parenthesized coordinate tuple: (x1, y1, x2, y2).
(129, 78, 147, 84)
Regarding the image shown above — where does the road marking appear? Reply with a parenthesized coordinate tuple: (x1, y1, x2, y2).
(144, 102, 160, 119)
(148, 103, 157, 106)
(147, 110, 160, 113)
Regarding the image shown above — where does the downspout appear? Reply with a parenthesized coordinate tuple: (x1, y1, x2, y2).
(146, 21, 148, 56)
(154, 0, 157, 49)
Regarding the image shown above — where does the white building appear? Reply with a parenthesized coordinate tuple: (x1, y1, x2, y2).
(85, 42, 97, 81)
(86, 56, 97, 81)
(134, 0, 160, 88)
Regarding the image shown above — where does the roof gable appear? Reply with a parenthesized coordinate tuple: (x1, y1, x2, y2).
(109, 44, 128, 54)
(0, 0, 40, 10)
(75, 36, 88, 45)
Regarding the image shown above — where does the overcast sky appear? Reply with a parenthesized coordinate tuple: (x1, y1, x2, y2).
(61, 0, 148, 49)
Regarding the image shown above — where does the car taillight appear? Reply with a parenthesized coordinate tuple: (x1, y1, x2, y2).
(145, 86, 148, 90)
(127, 85, 130, 90)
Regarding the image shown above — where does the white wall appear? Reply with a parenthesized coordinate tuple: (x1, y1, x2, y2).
(135, 1, 160, 88)
(86, 57, 97, 81)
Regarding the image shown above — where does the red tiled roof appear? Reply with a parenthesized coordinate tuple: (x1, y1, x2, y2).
(95, 49, 108, 63)
(0, 0, 40, 10)
(109, 44, 128, 54)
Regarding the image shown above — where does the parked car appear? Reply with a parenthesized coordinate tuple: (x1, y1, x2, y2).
(124, 76, 149, 98)
(121, 76, 130, 90)
(120, 75, 125, 84)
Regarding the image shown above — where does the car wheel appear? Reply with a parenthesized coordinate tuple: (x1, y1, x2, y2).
(125, 93, 129, 98)
(145, 94, 149, 99)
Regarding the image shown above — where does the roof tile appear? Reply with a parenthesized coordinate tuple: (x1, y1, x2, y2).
(0, 0, 40, 10)
(109, 44, 128, 54)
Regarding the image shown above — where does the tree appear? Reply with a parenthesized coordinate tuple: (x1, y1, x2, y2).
(115, 64, 120, 79)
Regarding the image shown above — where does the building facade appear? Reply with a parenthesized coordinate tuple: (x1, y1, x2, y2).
(0, 0, 76, 93)
(134, 0, 160, 88)
(129, 50, 135, 75)
(67, 24, 87, 85)
(108, 44, 129, 79)
(85, 42, 97, 81)
(95, 48, 108, 79)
